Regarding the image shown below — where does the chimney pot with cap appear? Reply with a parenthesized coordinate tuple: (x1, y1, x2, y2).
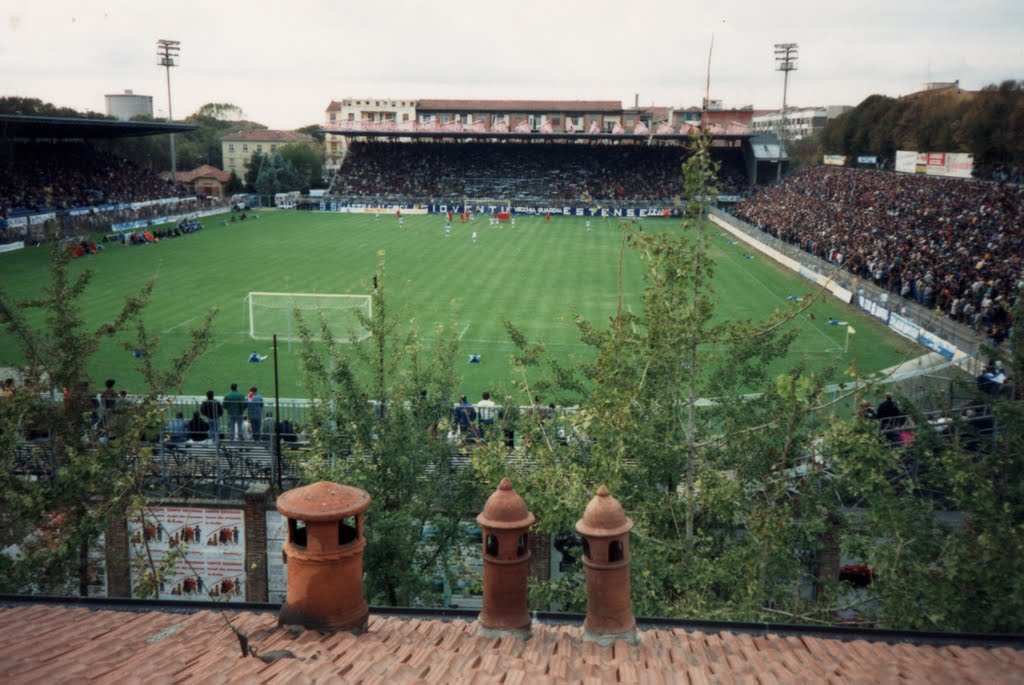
(476, 476, 536, 639)
(276, 480, 371, 633)
(576, 484, 638, 644)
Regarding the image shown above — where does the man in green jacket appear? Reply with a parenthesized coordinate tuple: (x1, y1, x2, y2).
(223, 383, 247, 441)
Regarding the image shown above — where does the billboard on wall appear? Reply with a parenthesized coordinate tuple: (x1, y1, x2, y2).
(129, 506, 246, 601)
(895, 150, 974, 178)
(823, 155, 847, 166)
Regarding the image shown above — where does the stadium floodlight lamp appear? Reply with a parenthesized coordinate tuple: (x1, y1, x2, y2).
(157, 39, 181, 186)
(773, 42, 798, 180)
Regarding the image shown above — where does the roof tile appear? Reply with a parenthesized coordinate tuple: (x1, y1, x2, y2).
(1, 605, 1022, 684)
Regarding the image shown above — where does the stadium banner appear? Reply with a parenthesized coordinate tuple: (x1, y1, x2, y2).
(6, 217, 28, 229)
(856, 156, 877, 165)
(856, 295, 891, 324)
(823, 155, 846, 166)
(945, 152, 975, 178)
(0, 241, 26, 253)
(29, 212, 56, 225)
(917, 330, 958, 360)
(128, 506, 246, 602)
(895, 150, 917, 174)
(318, 201, 429, 215)
(314, 201, 674, 218)
(894, 150, 974, 178)
(111, 206, 226, 232)
(887, 312, 921, 342)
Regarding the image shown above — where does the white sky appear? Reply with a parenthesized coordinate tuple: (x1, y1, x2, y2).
(3, 1, 1022, 130)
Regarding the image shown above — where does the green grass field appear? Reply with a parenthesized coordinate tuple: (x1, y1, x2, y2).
(0, 210, 919, 400)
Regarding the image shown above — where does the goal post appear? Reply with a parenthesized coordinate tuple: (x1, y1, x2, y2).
(246, 292, 372, 342)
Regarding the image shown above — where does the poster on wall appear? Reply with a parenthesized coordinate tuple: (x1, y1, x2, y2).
(266, 511, 288, 604)
(129, 507, 246, 602)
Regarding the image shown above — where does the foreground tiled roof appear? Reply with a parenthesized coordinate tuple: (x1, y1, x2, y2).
(2, 604, 1023, 684)
(417, 99, 623, 113)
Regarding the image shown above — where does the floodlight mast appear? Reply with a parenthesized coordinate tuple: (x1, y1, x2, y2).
(157, 39, 180, 187)
(774, 42, 798, 181)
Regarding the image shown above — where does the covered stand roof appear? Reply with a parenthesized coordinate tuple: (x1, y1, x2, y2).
(0, 115, 195, 140)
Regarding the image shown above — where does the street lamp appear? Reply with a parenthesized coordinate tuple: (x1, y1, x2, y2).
(157, 39, 180, 186)
(774, 42, 798, 180)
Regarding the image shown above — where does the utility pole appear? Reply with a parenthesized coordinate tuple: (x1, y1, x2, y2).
(774, 42, 798, 181)
(157, 39, 180, 187)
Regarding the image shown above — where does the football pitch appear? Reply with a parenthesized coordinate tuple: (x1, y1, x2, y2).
(0, 210, 919, 400)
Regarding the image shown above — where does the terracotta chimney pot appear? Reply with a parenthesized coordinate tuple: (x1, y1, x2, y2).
(476, 476, 536, 639)
(576, 485, 638, 644)
(276, 480, 371, 633)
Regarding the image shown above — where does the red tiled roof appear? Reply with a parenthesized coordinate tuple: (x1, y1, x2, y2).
(417, 99, 622, 113)
(326, 100, 343, 112)
(221, 129, 315, 143)
(1, 604, 1022, 684)
(160, 164, 231, 184)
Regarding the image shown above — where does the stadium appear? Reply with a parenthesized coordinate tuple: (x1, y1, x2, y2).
(2, 102, 982, 408)
(2, 81, 1024, 651)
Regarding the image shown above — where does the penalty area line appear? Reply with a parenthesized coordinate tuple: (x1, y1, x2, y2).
(163, 315, 203, 334)
(457, 323, 471, 341)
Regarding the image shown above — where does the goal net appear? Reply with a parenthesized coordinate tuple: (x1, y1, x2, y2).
(247, 292, 372, 342)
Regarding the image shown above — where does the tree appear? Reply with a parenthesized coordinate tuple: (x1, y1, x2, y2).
(277, 143, 324, 190)
(473, 133, 838, 620)
(294, 255, 479, 606)
(0, 223, 216, 596)
(244, 150, 266, 190)
(249, 154, 307, 195)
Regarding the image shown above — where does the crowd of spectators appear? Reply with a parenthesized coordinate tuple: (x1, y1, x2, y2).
(732, 166, 1023, 342)
(330, 142, 748, 204)
(0, 142, 183, 219)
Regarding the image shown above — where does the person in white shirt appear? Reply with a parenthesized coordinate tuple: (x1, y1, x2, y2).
(475, 391, 497, 440)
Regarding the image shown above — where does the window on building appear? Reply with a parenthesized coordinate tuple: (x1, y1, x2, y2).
(330, 113, 336, 121)
(441, 114, 450, 124)
(228, 144, 235, 152)
(257, 145, 263, 152)
(242, 144, 248, 152)
(271, 145, 276, 151)
(402, 113, 409, 122)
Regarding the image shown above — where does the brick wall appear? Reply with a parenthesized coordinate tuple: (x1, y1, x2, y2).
(104, 512, 131, 598)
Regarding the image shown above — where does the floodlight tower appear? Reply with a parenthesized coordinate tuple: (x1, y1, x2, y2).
(157, 39, 180, 186)
(774, 42, 798, 180)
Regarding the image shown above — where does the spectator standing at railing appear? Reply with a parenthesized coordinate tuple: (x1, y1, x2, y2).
(200, 390, 222, 442)
(475, 391, 497, 440)
(247, 387, 265, 442)
(223, 383, 247, 441)
(453, 395, 477, 442)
